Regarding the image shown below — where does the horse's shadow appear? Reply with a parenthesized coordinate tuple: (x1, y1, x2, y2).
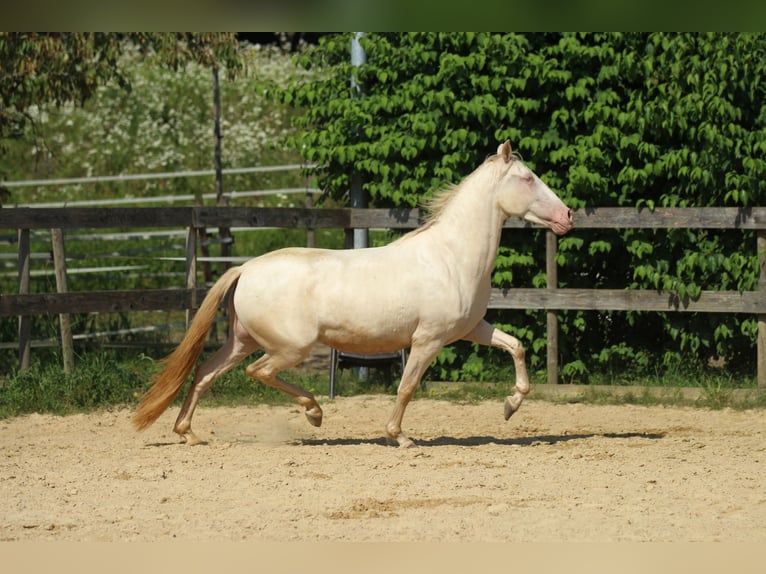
(141, 432, 665, 449)
(297, 431, 665, 448)
(143, 440, 192, 448)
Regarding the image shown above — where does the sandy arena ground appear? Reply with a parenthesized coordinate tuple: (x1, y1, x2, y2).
(1, 395, 764, 542)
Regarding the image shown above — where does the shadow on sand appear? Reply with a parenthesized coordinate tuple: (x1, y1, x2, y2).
(296, 431, 666, 448)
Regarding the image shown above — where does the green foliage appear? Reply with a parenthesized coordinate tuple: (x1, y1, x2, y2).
(0, 350, 302, 419)
(1, 42, 309, 202)
(0, 354, 151, 417)
(4, 33, 766, 389)
(0, 33, 242, 144)
(2, 350, 761, 420)
(0, 42, 324, 373)
(280, 32, 766, 381)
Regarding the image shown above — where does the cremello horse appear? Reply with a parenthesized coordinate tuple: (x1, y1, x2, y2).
(133, 141, 573, 447)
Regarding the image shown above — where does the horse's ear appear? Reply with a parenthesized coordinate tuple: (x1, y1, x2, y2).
(496, 140, 513, 163)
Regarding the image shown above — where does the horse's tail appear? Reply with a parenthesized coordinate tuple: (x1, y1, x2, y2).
(132, 265, 244, 431)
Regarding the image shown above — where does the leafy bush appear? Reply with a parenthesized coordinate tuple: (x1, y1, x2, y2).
(280, 32, 766, 382)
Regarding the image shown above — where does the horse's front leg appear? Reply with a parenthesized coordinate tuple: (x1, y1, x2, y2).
(462, 319, 530, 420)
(386, 341, 443, 448)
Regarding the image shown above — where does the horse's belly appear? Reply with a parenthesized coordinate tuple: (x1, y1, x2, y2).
(316, 296, 418, 353)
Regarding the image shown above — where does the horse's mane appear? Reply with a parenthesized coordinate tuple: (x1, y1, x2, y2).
(421, 183, 460, 225)
(392, 150, 518, 244)
(388, 185, 456, 245)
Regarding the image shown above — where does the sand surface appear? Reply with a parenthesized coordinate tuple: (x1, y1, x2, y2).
(2, 395, 764, 542)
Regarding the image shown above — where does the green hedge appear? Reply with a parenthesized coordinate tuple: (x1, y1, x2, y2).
(281, 32, 766, 382)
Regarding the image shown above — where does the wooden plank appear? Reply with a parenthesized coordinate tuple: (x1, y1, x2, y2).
(0, 288, 209, 316)
(569, 207, 766, 229)
(0, 207, 193, 229)
(4, 206, 766, 233)
(351, 208, 766, 231)
(488, 288, 766, 314)
(349, 208, 424, 229)
(6, 286, 763, 317)
(193, 207, 350, 229)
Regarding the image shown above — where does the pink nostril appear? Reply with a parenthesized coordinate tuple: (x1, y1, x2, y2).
(567, 208, 573, 222)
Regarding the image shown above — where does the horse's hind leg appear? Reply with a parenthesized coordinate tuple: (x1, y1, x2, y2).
(245, 351, 322, 427)
(463, 319, 530, 420)
(174, 319, 260, 445)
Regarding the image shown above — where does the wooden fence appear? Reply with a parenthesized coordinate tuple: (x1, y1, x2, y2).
(2, 206, 766, 387)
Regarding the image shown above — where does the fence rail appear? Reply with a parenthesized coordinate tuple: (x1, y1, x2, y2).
(2, 206, 765, 387)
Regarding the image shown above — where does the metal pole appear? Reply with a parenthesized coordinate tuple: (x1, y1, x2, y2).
(305, 188, 315, 248)
(350, 32, 368, 250)
(350, 32, 368, 382)
(350, 32, 366, 95)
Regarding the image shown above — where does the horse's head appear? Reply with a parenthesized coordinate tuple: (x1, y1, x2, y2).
(493, 140, 573, 236)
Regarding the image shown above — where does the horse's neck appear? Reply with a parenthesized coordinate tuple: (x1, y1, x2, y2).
(423, 178, 505, 281)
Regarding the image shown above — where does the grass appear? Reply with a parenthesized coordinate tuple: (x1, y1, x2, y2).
(1, 352, 764, 421)
(0, 354, 152, 418)
(0, 351, 400, 420)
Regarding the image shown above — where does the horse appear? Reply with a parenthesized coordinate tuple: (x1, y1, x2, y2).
(132, 140, 573, 448)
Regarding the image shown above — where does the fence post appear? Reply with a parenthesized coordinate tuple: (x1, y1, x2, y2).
(758, 230, 766, 389)
(17, 228, 31, 370)
(51, 228, 75, 374)
(546, 230, 558, 385)
(185, 226, 198, 328)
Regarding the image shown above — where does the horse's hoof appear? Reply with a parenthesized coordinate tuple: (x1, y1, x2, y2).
(180, 431, 207, 446)
(305, 406, 323, 427)
(398, 436, 417, 448)
(384, 433, 416, 448)
(504, 397, 516, 421)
